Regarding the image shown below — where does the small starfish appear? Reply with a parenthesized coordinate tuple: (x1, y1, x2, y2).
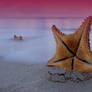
(47, 16, 92, 73)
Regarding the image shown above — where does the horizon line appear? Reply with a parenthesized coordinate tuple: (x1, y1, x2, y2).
(0, 16, 85, 19)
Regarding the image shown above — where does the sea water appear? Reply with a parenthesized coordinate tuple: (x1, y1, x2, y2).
(0, 18, 91, 64)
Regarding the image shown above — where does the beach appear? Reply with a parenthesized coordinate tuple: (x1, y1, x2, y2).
(1, 61, 92, 92)
(0, 18, 92, 92)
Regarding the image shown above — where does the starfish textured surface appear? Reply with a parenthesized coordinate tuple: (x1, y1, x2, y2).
(47, 16, 92, 73)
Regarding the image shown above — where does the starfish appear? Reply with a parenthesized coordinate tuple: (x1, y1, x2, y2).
(47, 16, 92, 73)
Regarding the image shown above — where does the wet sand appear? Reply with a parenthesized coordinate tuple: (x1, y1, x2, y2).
(0, 61, 92, 92)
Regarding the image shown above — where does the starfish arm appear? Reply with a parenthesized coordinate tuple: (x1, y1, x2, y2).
(47, 26, 73, 65)
(63, 17, 91, 53)
(75, 16, 92, 35)
(48, 57, 73, 71)
(51, 18, 89, 54)
(74, 57, 92, 73)
(76, 17, 92, 64)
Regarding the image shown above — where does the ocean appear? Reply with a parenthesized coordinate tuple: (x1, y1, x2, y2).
(0, 18, 91, 64)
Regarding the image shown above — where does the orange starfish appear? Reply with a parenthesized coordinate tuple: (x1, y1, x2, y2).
(47, 16, 92, 73)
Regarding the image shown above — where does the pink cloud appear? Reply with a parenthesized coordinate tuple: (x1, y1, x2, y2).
(0, 0, 92, 17)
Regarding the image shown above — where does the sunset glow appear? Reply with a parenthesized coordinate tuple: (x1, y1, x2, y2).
(0, 0, 92, 17)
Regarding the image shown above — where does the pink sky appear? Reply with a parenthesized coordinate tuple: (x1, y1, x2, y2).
(0, 0, 92, 17)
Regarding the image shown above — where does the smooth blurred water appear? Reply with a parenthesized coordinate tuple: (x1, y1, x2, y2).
(0, 18, 92, 64)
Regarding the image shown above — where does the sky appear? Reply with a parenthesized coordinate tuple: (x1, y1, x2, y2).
(0, 0, 92, 17)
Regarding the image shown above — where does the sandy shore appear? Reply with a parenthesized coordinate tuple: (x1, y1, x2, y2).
(0, 61, 92, 92)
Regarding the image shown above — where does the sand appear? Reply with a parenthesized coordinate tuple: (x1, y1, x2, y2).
(0, 61, 92, 92)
